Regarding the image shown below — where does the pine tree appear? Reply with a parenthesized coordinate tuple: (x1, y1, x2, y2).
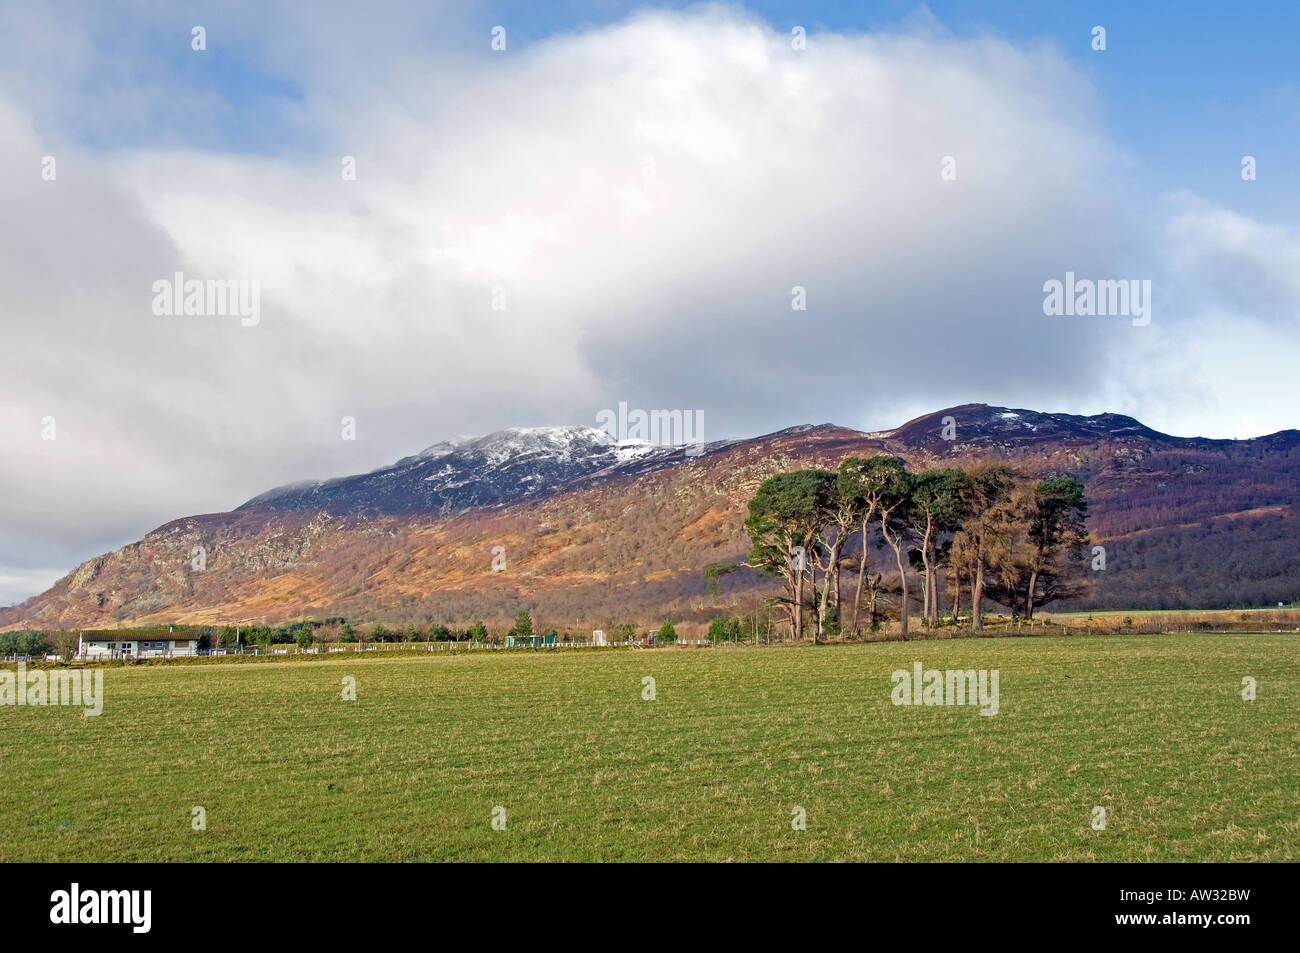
(512, 610, 534, 639)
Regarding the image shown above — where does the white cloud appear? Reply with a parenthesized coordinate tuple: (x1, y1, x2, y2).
(1099, 194, 1300, 439)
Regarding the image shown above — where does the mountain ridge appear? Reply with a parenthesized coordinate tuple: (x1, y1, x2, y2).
(4, 403, 1298, 629)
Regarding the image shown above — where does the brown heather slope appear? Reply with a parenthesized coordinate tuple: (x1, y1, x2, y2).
(3, 404, 1298, 630)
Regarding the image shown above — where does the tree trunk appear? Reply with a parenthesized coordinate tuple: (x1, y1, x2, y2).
(926, 528, 940, 628)
(921, 563, 930, 625)
(851, 519, 869, 635)
(817, 533, 845, 643)
(833, 559, 842, 626)
(879, 510, 909, 640)
(1026, 569, 1038, 620)
(806, 556, 816, 639)
(927, 553, 939, 628)
(793, 565, 804, 641)
(894, 544, 909, 639)
(920, 516, 935, 628)
(951, 569, 961, 622)
(972, 543, 985, 632)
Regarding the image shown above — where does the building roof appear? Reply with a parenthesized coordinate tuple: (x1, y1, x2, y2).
(84, 636, 194, 644)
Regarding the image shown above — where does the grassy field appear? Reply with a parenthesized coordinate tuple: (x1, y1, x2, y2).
(1052, 607, 1298, 619)
(1, 633, 1296, 861)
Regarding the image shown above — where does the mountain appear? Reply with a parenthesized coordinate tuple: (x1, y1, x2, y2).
(4, 404, 1298, 631)
(239, 426, 692, 514)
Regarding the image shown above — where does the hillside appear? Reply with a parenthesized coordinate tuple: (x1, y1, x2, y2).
(4, 404, 1298, 631)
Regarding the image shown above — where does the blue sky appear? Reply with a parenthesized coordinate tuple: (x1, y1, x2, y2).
(104, 1, 1298, 218)
(36, 2, 1300, 221)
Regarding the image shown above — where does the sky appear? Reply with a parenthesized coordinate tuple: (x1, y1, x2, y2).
(1, 1, 1298, 605)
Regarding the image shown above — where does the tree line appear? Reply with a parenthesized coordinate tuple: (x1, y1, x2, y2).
(738, 456, 1089, 641)
(1, 610, 696, 659)
(226, 616, 521, 648)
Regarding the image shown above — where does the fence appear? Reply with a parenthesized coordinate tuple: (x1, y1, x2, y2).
(29, 617, 1290, 668)
(187, 639, 705, 656)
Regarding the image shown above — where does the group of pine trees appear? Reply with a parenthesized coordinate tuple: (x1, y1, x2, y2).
(740, 456, 1089, 641)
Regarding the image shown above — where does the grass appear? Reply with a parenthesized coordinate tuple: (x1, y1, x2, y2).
(1052, 607, 1297, 619)
(1, 633, 1295, 861)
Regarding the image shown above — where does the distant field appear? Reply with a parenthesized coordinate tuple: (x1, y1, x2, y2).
(1052, 607, 1297, 619)
(1, 634, 1296, 861)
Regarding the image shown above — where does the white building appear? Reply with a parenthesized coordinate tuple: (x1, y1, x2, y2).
(81, 634, 199, 659)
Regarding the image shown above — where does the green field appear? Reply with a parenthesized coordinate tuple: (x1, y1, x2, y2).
(2, 633, 1296, 861)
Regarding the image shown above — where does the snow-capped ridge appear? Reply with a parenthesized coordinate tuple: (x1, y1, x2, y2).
(239, 423, 700, 515)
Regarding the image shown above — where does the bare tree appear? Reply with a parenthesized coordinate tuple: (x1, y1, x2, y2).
(838, 457, 905, 636)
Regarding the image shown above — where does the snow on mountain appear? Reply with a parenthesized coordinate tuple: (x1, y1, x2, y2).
(240, 405, 1202, 517)
(240, 424, 705, 515)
